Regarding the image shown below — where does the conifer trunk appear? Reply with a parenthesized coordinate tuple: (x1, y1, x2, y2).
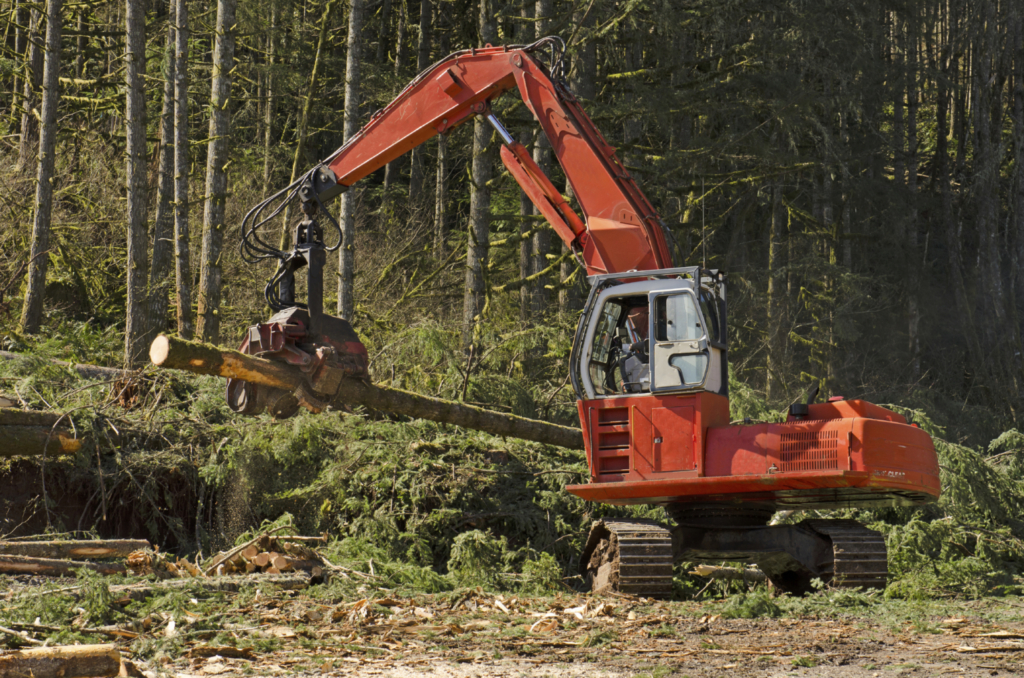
(462, 0, 496, 349)
(262, 6, 277, 198)
(173, 0, 193, 339)
(147, 4, 177, 345)
(407, 0, 431, 202)
(19, 0, 62, 335)
(530, 0, 552, 314)
(338, 0, 365, 320)
(16, 7, 42, 173)
(196, 0, 237, 345)
(384, 0, 409, 193)
(124, 0, 149, 366)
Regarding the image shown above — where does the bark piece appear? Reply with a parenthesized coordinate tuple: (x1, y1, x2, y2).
(0, 540, 150, 560)
(0, 554, 126, 577)
(0, 643, 121, 678)
(149, 335, 584, 449)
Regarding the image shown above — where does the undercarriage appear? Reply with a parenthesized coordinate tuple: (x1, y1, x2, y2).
(581, 506, 888, 597)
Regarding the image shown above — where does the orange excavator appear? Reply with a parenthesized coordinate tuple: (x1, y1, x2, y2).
(234, 38, 940, 595)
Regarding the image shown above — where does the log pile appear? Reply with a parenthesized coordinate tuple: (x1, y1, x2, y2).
(126, 531, 330, 580)
(0, 408, 81, 457)
(149, 334, 585, 450)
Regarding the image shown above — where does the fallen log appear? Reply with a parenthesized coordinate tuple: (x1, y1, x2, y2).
(0, 539, 150, 560)
(0, 554, 126, 577)
(0, 350, 128, 381)
(0, 424, 81, 457)
(149, 334, 585, 450)
(0, 643, 122, 678)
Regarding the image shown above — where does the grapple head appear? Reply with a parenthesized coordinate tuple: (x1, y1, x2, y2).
(226, 307, 368, 419)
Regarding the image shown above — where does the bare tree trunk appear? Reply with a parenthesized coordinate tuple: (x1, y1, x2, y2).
(384, 0, 408, 192)
(124, 0, 149, 366)
(518, 1, 534, 323)
(338, 0, 365, 320)
(433, 20, 450, 257)
(462, 0, 496, 349)
(519, 129, 533, 323)
(173, 0, 193, 339)
(16, 7, 42, 173)
(407, 0, 431, 202)
(376, 0, 392, 63)
(262, 5, 277, 197)
(765, 181, 784, 401)
(560, 6, 596, 315)
(281, 0, 338, 251)
(196, 0, 237, 344)
(74, 10, 84, 79)
(146, 3, 177, 344)
(19, 0, 62, 335)
(905, 5, 921, 379)
(530, 0, 552, 314)
(434, 132, 448, 255)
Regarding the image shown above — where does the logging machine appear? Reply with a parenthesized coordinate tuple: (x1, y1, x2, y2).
(235, 38, 940, 595)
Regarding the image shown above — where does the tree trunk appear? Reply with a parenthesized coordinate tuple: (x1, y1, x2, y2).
(462, 0, 496, 349)
(281, 0, 338, 251)
(519, 129, 533, 323)
(173, 0, 193, 339)
(434, 131, 449, 255)
(262, 5, 277, 198)
(384, 0, 409, 193)
(19, 0, 62, 335)
(0, 540, 150, 559)
(560, 6, 596, 315)
(766, 180, 784, 401)
(146, 5, 177, 346)
(149, 335, 585, 450)
(407, 0, 431, 202)
(905, 5, 920, 379)
(196, 0, 237, 345)
(124, 0, 149, 367)
(0, 644, 122, 678)
(16, 7, 42, 173)
(530, 0, 552, 314)
(338, 0, 365, 320)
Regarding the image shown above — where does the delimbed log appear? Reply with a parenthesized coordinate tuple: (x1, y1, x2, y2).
(0, 643, 122, 678)
(149, 334, 585, 449)
(0, 554, 126, 577)
(0, 539, 151, 560)
(0, 424, 81, 457)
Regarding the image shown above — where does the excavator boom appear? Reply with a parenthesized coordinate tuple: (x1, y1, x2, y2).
(321, 39, 674, 276)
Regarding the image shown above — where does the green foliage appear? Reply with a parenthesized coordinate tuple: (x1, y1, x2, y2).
(719, 589, 782, 619)
(446, 530, 507, 588)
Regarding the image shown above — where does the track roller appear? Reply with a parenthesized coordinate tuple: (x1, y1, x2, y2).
(580, 519, 674, 598)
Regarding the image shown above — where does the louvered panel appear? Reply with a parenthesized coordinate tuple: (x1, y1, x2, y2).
(779, 430, 838, 471)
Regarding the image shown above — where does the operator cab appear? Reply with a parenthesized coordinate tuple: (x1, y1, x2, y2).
(571, 267, 727, 401)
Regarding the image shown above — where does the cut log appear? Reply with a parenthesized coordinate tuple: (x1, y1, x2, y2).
(689, 564, 767, 582)
(0, 643, 122, 678)
(0, 554, 126, 577)
(0, 423, 81, 457)
(252, 552, 271, 568)
(0, 351, 128, 381)
(0, 408, 67, 427)
(0, 539, 150, 560)
(149, 334, 585, 450)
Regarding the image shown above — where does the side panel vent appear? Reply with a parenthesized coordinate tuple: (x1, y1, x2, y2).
(780, 430, 838, 471)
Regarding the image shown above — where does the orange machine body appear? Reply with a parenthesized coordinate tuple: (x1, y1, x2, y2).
(566, 395, 940, 509)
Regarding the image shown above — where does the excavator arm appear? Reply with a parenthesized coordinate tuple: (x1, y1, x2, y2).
(318, 38, 675, 276)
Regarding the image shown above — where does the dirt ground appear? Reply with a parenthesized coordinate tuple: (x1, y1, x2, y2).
(3, 575, 1023, 677)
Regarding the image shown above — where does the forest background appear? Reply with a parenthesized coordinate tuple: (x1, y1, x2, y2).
(2, 0, 1024, 599)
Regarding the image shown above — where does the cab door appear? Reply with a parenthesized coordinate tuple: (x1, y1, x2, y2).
(648, 290, 710, 393)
